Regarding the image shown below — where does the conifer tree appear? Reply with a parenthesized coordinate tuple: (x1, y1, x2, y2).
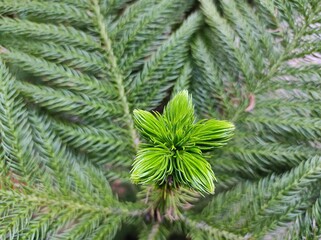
(0, 0, 321, 239)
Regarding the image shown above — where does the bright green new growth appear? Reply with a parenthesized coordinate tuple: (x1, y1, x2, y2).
(1, 0, 321, 238)
(131, 90, 235, 194)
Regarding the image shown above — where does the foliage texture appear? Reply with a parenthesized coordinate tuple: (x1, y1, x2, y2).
(0, 0, 321, 239)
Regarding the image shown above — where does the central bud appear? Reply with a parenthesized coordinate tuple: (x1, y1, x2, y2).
(131, 90, 235, 194)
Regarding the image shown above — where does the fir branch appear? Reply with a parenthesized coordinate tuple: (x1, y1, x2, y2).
(40, 0, 89, 10)
(109, 0, 159, 36)
(0, 0, 91, 28)
(222, 142, 319, 174)
(0, 38, 106, 76)
(98, 0, 132, 17)
(0, 61, 38, 182)
(0, 188, 144, 239)
(113, 0, 194, 67)
(17, 82, 121, 124)
(90, 0, 138, 150)
(285, 192, 321, 239)
(138, 223, 170, 240)
(1, 48, 114, 98)
(191, 35, 233, 119)
(244, 116, 321, 140)
(182, 216, 245, 240)
(249, 157, 321, 237)
(201, 156, 321, 237)
(0, 17, 99, 50)
(255, 1, 321, 92)
(130, 12, 203, 109)
(52, 119, 133, 167)
(199, 0, 255, 90)
(171, 61, 192, 97)
(87, 217, 123, 240)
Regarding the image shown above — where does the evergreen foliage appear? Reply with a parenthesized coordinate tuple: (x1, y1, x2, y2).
(0, 0, 320, 239)
(131, 90, 234, 194)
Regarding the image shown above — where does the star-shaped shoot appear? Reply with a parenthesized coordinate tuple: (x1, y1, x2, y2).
(131, 90, 235, 194)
